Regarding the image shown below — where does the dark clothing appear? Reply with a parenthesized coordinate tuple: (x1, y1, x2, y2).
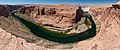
(75, 7, 84, 23)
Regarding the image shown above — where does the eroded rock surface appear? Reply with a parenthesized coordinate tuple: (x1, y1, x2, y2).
(0, 28, 47, 50)
(19, 5, 83, 30)
(0, 5, 9, 17)
(0, 4, 23, 17)
(72, 3, 120, 50)
(0, 2, 120, 50)
(0, 16, 40, 43)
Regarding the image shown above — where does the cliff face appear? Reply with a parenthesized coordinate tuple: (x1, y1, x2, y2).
(72, 3, 120, 50)
(19, 5, 84, 29)
(7, 5, 24, 12)
(19, 5, 78, 18)
(0, 5, 9, 17)
(0, 3, 120, 50)
(0, 5, 23, 17)
(0, 28, 47, 50)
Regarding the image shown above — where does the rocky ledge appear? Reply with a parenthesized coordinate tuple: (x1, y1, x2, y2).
(1, 2, 120, 49)
(0, 4, 23, 17)
(18, 5, 84, 31)
(0, 27, 47, 50)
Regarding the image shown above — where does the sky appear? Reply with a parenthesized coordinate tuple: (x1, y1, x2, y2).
(0, 0, 119, 5)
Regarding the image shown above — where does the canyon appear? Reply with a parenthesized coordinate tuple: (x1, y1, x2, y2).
(0, 1, 120, 50)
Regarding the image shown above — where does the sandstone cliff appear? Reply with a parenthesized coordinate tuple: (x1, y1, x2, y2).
(0, 5, 9, 17)
(0, 28, 47, 50)
(72, 3, 120, 50)
(0, 4, 23, 17)
(19, 5, 84, 30)
(0, 3, 120, 50)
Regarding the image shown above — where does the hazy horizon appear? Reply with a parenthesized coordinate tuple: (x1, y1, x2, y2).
(0, 0, 119, 5)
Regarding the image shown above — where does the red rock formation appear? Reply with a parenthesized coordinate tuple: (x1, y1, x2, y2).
(19, 5, 84, 29)
(0, 28, 47, 50)
(0, 5, 9, 17)
(73, 3, 120, 50)
(1, 3, 120, 50)
(20, 6, 35, 15)
(0, 5, 23, 17)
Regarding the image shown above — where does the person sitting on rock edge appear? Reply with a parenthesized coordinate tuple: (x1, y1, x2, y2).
(75, 6, 84, 23)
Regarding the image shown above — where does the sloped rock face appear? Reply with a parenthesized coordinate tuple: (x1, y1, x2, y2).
(0, 28, 47, 50)
(19, 5, 83, 29)
(99, 5, 120, 50)
(0, 5, 88, 49)
(1, 3, 120, 50)
(0, 16, 41, 43)
(1, 4, 120, 50)
(45, 7, 56, 15)
(0, 5, 9, 17)
(0, 5, 23, 17)
(72, 4, 120, 50)
(7, 5, 24, 12)
(20, 6, 35, 15)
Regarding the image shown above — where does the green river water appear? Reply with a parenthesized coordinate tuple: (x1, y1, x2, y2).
(11, 11, 96, 43)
